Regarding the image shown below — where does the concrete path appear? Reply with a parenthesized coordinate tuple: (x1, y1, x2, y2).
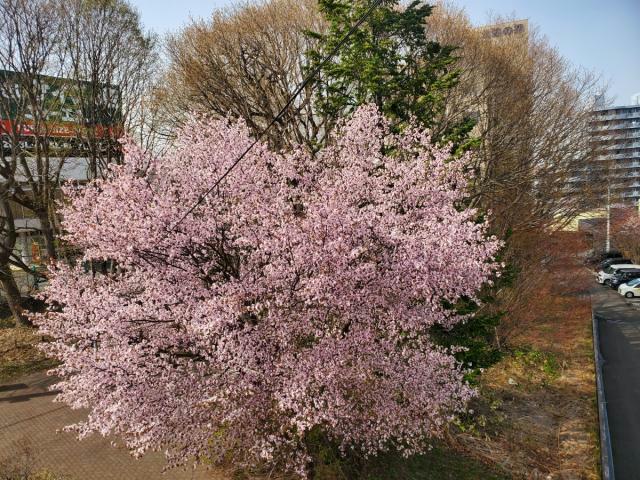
(593, 285, 640, 480)
(0, 371, 227, 480)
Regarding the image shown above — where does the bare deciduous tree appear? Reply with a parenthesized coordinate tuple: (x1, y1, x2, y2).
(428, 6, 602, 235)
(162, 0, 326, 150)
(0, 0, 67, 323)
(61, 0, 159, 177)
(425, 5, 604, 340)
(0, 0, 159, 324)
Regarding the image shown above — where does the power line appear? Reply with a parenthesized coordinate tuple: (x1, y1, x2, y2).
(170, 0, 385, 231)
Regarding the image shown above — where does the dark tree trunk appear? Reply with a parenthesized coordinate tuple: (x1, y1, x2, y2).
(0, 198, 27, 326)
(0, 264, 26, 326)
(37, 211, 57, 261)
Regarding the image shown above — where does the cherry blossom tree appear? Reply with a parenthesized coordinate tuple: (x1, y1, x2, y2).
(35, 105, 500, 476)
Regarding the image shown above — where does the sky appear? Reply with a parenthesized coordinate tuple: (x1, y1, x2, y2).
(131, 0, 640, 106)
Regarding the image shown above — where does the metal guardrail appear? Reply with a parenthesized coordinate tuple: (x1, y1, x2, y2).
(592, 310, 615, 480)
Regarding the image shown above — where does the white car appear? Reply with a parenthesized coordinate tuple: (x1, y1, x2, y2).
(619, 277, 640, 298)
(598, 264, 640, 285)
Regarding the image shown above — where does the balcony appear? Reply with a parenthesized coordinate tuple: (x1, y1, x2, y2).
(590, 122, 640, 133)
(612, 180, 640, 190)
(593, 141, 640, 150)
(595, 151, 640, 161)
(591, 130, 640, 141)
(619, 163, 640, 170)
(621, 190, 640, 198)
(593, 109, 640, 122)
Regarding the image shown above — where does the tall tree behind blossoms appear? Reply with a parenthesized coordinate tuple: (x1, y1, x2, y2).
(613, 214, 640, 261)
(35, 105, 500, 476)
(307, 0, 473, 148)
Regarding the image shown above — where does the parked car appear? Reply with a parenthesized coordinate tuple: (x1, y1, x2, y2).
(619, 277, 640, 297)
(597, 264, 640, 285)
(590, 249, 622, 263)
(587, 250, 623, 269)
(600, 257, 633, 270)
(609, 269, 640, 289)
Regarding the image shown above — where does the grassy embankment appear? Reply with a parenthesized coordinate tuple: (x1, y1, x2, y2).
(450, 233, 598, 479)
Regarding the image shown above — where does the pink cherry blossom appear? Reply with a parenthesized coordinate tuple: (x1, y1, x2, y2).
(35, 104, 500, 476)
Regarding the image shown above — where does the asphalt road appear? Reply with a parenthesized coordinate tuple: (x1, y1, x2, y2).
(593, 285, 640, 480)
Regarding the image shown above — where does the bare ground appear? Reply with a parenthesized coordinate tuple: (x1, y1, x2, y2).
(0, 320, 58, 383)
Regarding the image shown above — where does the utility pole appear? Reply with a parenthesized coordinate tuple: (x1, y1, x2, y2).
(606, 185, 611, 253)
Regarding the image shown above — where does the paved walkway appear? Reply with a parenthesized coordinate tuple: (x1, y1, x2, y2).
(0, 371, 227, 480)
(593, 285, 640, 480)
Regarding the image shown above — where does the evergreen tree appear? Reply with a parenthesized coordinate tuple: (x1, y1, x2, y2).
(307, 0, 467, 141)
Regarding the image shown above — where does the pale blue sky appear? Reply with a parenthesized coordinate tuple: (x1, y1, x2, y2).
(131, 0, 640, 105)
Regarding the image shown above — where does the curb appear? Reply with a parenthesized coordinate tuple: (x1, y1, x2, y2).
(592, 308, 615, 480)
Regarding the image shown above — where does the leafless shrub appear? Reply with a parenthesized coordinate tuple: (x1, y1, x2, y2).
(0, 438, 69, 480)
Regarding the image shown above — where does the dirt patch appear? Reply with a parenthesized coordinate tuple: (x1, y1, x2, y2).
(0, 321, 57, 383)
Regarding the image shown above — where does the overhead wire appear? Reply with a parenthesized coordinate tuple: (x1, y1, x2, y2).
(169, 0, 386, 231)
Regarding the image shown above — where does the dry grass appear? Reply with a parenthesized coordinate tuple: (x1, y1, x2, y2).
(449, 232, 598, 479)
(0, 317, 57, 383)
(0, 438, 71, 480)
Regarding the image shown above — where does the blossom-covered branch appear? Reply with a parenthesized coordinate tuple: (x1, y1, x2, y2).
(35, 105, 500, 476)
